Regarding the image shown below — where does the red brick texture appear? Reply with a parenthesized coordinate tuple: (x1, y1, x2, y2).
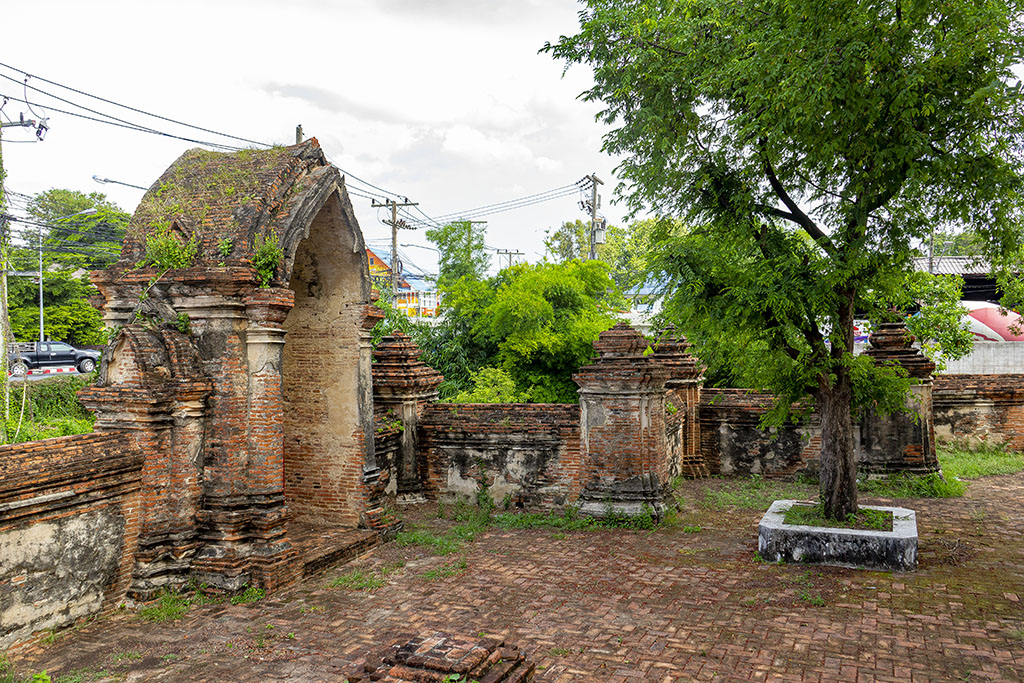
(934, 374, 1024, 450)
(574, 324, 672, 517)
(418, 403, 582, 509)
(78, 140, 379, 596)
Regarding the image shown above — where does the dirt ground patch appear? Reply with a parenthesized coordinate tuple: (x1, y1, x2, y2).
(6, 473, 1024, 682)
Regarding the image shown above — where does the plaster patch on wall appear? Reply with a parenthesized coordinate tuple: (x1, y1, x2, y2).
(0, 508, 125, 648)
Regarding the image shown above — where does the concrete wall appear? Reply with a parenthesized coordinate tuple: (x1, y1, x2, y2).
(418, 403, 581, 509)
(0, 433, 143, 649)
(699, 390, 821, 477)
(941, 343, 1024, 374)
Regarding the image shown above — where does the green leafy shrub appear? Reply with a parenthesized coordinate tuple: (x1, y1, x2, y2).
(252, 232, 283, 287)
(451, 367, 524, 403)
(140, 224, 198, 270)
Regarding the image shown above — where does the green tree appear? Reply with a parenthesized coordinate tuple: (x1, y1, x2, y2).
(600, 217, 682, 292)
(5, 189, 127, 345)
(426, 220, 490, 292)
(549, 0, 1024, 518)
(481, 260, 620, 402)
(543, 219, 590, 263)
(7, 270, 107, 345)
(25, 189, 128, 269)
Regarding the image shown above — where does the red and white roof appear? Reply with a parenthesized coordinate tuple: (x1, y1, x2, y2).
(962, 301, 1024, 342)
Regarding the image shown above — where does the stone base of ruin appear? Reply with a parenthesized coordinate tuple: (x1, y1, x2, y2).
(349, 632, 535, 682)
(758, 500, 918, 572)
(576, 473, 674, 520)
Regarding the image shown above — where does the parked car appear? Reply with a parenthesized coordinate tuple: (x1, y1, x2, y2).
(8, 342, 101, 376)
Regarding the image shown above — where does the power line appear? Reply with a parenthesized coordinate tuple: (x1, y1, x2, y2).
(0, 61, 270, 148)
(0, 93, 244, 151)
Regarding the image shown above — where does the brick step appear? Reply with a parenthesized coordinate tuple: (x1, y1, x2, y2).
(287, 523, 380, 578)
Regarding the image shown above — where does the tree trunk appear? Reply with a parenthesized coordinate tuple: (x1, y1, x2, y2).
(818, 372, 857, 519)
(818, 291, 858, 519)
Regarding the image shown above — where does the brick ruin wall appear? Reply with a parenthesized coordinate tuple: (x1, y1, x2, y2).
(417, 403, 582, 509)
(933, 374, 1024, 450)
(0, 433, 143, 650)
(699, 389, 822, 477)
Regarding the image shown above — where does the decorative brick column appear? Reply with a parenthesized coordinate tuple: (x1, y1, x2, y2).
(372, 332, 443, 500)
(573, 323, 672, 518)
(238, 287, 298, 590)
(652, 325, 708, 478)
(860, 321, 939, 474)
(79, 326, 212, 599)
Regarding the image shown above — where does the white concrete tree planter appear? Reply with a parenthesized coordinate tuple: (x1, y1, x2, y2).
(758, 500, 918, 571)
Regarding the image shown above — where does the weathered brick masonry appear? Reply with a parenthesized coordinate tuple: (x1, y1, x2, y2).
(418, 403, 582, 509)
(933, 374, 1024, 450)
(0, 432, 143, 649)
(81, 139, 380, 596)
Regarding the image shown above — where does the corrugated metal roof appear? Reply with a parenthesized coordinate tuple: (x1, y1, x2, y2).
(912, 256, 990, 275)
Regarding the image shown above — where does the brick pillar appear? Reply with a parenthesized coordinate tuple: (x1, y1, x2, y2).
(79, 328, 211, 599)
(372, 332, 443, 500)
(860, 321, 939, 475)
(652, 325, 708, 478)
(573, 323, 671, 519)
(241, 287, 298, 590)
(191, 288, 299, 592)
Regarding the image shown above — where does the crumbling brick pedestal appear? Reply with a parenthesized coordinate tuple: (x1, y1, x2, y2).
(861, 322, 939, 475)
(372, 332, 443, 502)
(652, 325, 709, 478)
(351, 633, 535, 682)
(574, 323, 673, 519)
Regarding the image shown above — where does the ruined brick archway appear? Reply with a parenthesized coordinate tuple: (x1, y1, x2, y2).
(83, 140, 381, 595)
(280, 187, 376, 527)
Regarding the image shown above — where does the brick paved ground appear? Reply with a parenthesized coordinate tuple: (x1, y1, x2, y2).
(8, 473, 1024, 682)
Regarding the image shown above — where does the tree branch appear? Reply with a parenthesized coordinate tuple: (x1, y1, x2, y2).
(759, 144, 838, 257)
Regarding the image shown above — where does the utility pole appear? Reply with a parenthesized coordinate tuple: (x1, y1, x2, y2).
(0, 114, 46, 441)
(586, 173, 604, 260)
(0, 127, 8, 437)
(496, 249, 524, 270)
(371, 198, 418, 298)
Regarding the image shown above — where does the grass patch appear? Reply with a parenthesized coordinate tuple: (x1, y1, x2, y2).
(4, 375, 98, 444)
(328, 569, 385, 591)
(139, 590, 192, 623)
(783, 503, 893, 531)
(229, 585, 265, 605)
(701, 475, 815, 510)
(422, 558, 467, 580)
(395, 526, 473, 556)
(138, 581, 224, 623)
(859, 472, 966, 498)
(399, 500, 663, 558)
(938, 442, 1024, 480)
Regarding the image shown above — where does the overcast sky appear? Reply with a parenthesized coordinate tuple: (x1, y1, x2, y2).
(0, 0, 631, 279)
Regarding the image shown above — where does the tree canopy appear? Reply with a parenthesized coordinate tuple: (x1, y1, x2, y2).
(24, 189, 128, 270)
(548, 0, 1024, 517)
(6, 188, 127, 344)
(426, 220, 491, 292)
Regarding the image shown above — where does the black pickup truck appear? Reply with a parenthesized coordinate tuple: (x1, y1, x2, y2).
(8, 342, 101, 376)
